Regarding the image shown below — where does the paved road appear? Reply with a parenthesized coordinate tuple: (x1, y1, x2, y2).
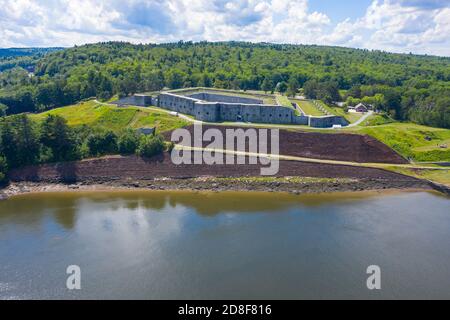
(347, 111, 374, 127)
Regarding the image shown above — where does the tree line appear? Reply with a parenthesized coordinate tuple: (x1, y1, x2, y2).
(0, 41, 448, 128)
(0, 114, 168, 184)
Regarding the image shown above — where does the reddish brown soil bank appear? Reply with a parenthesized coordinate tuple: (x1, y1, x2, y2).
(9, 153, 418, 183)
(163, 125, 407, 164)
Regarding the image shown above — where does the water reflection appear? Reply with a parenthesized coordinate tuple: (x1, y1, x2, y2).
(0, 189, 411, 231)
(0, 190, 449, 299)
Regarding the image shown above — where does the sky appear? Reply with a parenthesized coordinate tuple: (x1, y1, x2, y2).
(0, 0, 449, 56)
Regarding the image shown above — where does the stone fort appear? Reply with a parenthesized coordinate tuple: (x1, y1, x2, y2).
(112, 88, 348, 128)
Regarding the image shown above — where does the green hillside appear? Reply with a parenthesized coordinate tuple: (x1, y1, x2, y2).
(30, 100, 189, 133)
(0, 41, 448, 128)
(350, 122, 450, 162)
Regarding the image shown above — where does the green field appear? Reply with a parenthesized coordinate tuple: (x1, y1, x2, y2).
(314, 101, 355, 122)
(348, 122, 450, 162)
(275, 95, 293, 108)
(291, 99, 324, 116)
(30, 100, 189, 133)
(290, 99, 363, 123)
(358, 114, 394, 126)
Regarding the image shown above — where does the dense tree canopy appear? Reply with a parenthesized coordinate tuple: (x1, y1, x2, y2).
(0, 114, 167, 182)
(0, 41, 449, 127)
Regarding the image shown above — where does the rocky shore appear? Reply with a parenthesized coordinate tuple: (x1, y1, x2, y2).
(0, 176, 435, 200)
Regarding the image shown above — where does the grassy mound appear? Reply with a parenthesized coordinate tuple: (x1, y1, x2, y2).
(353, 123, 450, 162)
(30, 100, 189, 133)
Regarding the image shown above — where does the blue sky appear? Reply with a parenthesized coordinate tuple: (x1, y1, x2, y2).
(309, 0, 374, 22)
(0, 0, 449, 56)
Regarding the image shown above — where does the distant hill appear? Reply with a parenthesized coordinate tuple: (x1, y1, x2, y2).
(0, 47, 64, 73)
(0, 41, 449, 128)
(0, 47, 63, 58)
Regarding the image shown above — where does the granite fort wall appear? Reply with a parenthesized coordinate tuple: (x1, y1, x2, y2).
(194, 102, 221, 122)
(159, 92, 198, 114)
(111, 94, 153, 107)
(187, 92, 263, 104)
(158, 92, 343, 127)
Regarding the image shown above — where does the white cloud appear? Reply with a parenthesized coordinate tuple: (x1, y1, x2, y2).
(321, 0, 450, 55)
(0, 0, 449, 56)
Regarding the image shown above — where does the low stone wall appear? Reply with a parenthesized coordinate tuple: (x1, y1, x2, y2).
(309, 116, 349, 128)
(111, 94, 153, 107)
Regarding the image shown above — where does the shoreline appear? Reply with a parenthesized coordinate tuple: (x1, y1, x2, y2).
(0, 176, 437, 200)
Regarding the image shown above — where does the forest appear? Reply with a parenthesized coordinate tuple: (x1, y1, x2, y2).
(0, 113, 168, 184)
(0, 41, 449, 128)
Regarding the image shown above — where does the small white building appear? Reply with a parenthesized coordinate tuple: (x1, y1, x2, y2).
(348, 103, 369, 113)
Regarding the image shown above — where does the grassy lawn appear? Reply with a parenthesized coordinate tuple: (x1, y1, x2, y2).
(262, 97, 277, 105)
(345, 112, 364, 123)
(315, 100, 335, 115)
(347, 122, 450, 162)
(317, 100, 368, 124)
(275, 95, 293, 108)
(291, 99, 324, 116)
(358, 114, 394, 126)
(387, 167, 450, 187)
(30, 100, 189, 133)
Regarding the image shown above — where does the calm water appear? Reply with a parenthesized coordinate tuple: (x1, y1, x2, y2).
(0, 190, 449, 299)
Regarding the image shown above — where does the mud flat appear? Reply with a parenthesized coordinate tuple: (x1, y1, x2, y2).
(2, 153, 432, 199)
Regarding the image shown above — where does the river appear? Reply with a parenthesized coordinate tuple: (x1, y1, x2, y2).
(0, 190, 449, 299)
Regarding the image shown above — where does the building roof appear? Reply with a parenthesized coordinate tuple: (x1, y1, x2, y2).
(355, 103, 368, 109)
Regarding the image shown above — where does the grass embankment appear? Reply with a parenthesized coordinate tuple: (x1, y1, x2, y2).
(30, 100, 189, 132)
(317, 100, 363, 124)
(291, 99, 324, 116)
(275, 95, 293, 108)
(347, 122, 450, 162)
(386, 167, 450, 187)
(288, 99, 362, 123)
(358, 114, 394, 126)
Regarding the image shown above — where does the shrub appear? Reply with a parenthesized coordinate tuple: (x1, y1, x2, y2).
(0, 156, 8, 184)
(86, 130, 118, 156)
(118, 129, 140, 154)
(137, 134, 164, 158)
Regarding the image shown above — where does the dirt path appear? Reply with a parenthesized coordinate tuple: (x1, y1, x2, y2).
(174, 145, 447, 171)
